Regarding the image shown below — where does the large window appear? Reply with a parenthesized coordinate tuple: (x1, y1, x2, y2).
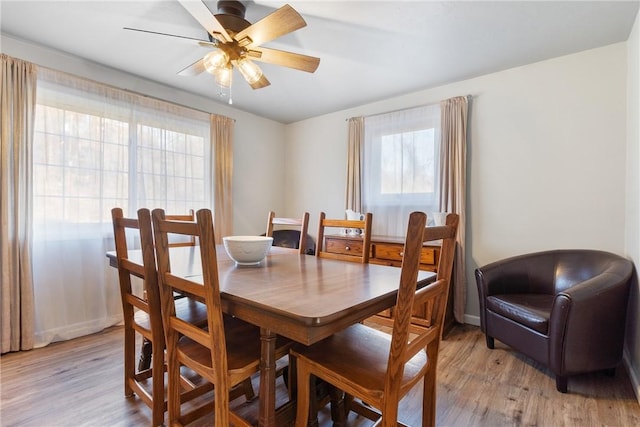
(34, 77, 210, 234)
(363, 104, 441, 236)
(31, 68, 211, 346)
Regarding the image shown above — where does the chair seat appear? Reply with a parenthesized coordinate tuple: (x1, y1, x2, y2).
(291, 323, 427, 401)
(176, 297, 208, 324)
(486, 294, 553, 334)
(179, 316, 292, 374)
(134, 298, 208, 331)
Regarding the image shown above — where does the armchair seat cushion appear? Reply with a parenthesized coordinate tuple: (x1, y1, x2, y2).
(486, 294, 553, 334)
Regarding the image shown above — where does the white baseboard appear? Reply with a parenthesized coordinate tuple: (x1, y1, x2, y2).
(623, 348, 640, 405)
(463, 314, 480, 327)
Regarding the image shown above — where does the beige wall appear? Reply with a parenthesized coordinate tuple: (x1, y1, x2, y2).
(625, 9, 640, 402)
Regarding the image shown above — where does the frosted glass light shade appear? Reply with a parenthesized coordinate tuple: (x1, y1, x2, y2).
(236, 58, 263, 84)
(214, 65, 232, 88)
(203, 50, 229, 74)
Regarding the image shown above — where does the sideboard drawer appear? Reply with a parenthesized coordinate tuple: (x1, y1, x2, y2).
(374, 243, 404, 262)
(373, 243, 437, 266)
(325, 236, 364, 256)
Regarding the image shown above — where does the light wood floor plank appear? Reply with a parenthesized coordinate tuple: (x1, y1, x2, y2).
(1, 324, 638, 426)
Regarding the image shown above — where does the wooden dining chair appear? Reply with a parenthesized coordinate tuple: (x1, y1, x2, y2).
(151, 208, 292, 426)
(111, 207, 211, 426)
(315, 211, 373, 263)
(291, 211, 459, 427)
(265, 210, 311, 254)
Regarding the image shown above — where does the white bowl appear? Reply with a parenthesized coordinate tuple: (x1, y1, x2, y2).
(223, 236, 273, 265)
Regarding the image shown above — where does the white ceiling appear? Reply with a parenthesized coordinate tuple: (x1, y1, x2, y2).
(1, 1, 638, 123)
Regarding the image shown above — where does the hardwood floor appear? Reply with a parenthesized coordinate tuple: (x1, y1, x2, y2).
(2, 324, 639, 426)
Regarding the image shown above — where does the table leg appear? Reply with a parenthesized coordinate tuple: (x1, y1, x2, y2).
(258, 328, 277, 427)
(138, 337, 152, 371)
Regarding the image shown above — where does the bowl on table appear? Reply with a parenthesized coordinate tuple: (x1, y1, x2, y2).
(222, 235, 273, 265)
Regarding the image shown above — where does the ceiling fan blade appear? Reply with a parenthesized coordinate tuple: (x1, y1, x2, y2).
(124, 27, 209, 43)
(249, 47, 319, 73)
(234, 4, 306, 48)
(177, 0, 233, 43)
(249, 74, 270, 90)
(198, 41, 217, 48)
(177, 58, 206, 77)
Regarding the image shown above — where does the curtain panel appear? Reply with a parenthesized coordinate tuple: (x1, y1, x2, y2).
(345, 117, 364, 213)
(439, 95, 469, 323)
(0, 54, 37, 353)
(211, 114, 234, 244)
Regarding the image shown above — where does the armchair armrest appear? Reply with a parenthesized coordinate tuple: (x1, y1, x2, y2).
(548, 267, 632, 374)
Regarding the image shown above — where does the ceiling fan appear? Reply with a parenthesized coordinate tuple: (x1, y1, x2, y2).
(125, 0, 320, 95)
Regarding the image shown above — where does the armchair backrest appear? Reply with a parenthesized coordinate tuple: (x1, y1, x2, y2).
(552, 250, 633, 293)
(476, 249, 633, 296)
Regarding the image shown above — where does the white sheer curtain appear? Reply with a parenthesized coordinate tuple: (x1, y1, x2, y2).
(362, 104, 441, 237)
(32, 68, 211, 346)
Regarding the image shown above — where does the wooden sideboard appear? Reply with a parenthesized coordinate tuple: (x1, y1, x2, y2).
(323, 234, 454, 334)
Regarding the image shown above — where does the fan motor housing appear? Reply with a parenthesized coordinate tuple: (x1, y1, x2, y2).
(215, 1, 251, 34)
(217, 1, 245, 17)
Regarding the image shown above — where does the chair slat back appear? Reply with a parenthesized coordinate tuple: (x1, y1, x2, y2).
(166, 209, 197, 247)
(385, 212, 459, 397)
(111, 207, 167, 425)
(111, 208, 164, 342)
(423, 213, 459, 284)
(266, 210, 310, 254)
(152, 208, 230, 421)
(316, 211, 373, 263)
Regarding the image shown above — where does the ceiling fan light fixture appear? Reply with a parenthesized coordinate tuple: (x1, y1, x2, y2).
(203, 50, 229, 74)
(236, 57, 263, 84)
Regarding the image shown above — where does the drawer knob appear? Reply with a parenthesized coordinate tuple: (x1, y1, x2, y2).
(399, 252, 404, 257)
(345, 246, 351, 251)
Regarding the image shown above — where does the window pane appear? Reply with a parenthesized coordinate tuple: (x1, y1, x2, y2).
(34, 103, 209, 233)
(379, 128, 435, 195)
(134, 123, 206, 210)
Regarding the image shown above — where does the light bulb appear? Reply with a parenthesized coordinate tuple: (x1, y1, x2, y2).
(203, 50, 229, 74)
(236, 57, 263, 84)
(214, 64, 232, 88)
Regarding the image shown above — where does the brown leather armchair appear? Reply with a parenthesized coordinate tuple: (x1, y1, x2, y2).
(475, 249, 633, 393)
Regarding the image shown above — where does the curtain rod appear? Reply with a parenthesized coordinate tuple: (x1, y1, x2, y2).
(346, 94, 472, 121)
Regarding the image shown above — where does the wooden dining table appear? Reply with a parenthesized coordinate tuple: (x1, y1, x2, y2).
(107, 245, 435, 426)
